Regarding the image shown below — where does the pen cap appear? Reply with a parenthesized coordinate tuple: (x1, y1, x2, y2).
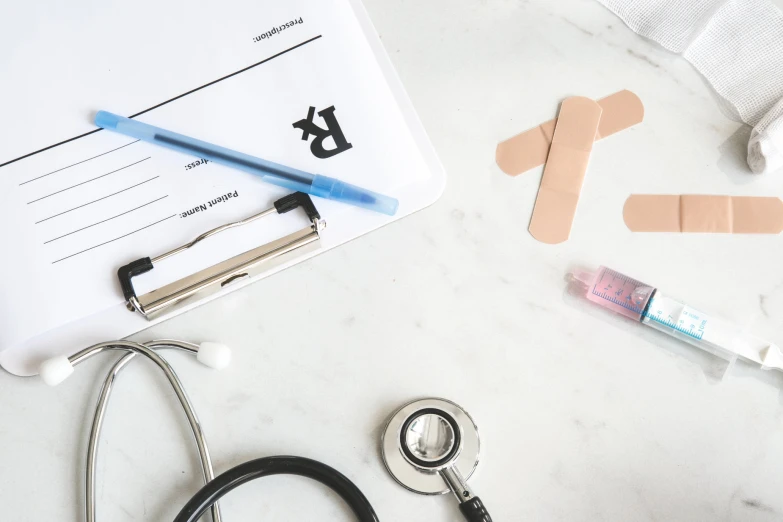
(311, 174, 399, 216)
(95, 111, 159, 141)
(95, 111, 122, 130)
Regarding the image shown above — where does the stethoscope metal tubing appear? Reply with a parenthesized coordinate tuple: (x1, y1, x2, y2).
(78, 340, 221, 522)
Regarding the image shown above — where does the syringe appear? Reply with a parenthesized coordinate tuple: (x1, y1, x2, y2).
(570, 266, 783, 371)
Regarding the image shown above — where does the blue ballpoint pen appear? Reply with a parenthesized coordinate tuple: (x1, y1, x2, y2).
(94, 111, 399, 215)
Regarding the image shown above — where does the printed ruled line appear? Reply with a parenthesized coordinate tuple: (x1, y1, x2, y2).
(35, 177, 159, 224)
(51, 214, 176, 264)
(43, 196, 169, 244)
(19, 140, 140, 186)
(27, 157, 151, 204)
(0, 35, 323, 170)
(127, 35, 323, 119)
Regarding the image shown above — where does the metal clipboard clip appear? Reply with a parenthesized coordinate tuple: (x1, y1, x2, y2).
(118, 192, 325, 319)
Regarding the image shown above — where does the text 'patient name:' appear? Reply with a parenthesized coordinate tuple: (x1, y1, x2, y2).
(180, 190, 239, 218)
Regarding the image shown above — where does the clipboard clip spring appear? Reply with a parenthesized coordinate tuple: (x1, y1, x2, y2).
(118, 192, 325, 319)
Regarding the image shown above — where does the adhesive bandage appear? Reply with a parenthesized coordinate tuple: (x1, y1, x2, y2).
(528, 97, 603, 244)
(496, 90, 643, 176)
(623, 195, 783, 233)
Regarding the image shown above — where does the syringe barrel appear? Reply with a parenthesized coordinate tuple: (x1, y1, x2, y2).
(575, 266, 656, 321)
(641, 292, 741, 364)
(572, 266, 759, 368)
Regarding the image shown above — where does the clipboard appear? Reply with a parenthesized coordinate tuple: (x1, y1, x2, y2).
(120, 192, 324, 320)
(0, 0, 446, 375)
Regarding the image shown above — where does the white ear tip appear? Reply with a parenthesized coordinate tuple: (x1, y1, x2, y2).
(39, 356, 74, 386)
(197, 342, 231, 370)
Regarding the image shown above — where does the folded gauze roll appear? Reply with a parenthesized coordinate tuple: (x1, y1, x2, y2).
(596, 0, 783, 174)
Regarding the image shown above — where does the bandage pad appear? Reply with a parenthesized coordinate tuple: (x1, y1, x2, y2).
(623, 195, 783, 233)
(528, 97, 603, 244)
(496, 90, 644, 176)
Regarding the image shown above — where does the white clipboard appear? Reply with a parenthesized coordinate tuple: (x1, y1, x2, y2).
(0, 0, 445, 375)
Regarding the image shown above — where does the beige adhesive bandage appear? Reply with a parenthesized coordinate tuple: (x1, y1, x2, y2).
(528, 97, 603, 244)
(623, 195, 783, 233)
(496, 90, 644, 176)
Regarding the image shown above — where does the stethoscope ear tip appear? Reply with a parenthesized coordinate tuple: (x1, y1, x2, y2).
(196, 342, 232, 370)
(39, 355, 75, 386)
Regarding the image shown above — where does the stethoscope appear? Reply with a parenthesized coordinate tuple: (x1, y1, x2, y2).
(381, 398, 492, 522)
(39, 340, 492, 521)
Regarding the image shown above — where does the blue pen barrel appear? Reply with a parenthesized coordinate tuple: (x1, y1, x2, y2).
(94, 111, 398, 215)
(95, 111, 313, 193)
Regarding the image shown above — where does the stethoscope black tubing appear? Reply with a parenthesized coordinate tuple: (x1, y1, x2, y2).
(172, 455, 380, 522)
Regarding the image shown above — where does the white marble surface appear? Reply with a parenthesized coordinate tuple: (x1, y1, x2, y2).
(3, 1, 783, 520)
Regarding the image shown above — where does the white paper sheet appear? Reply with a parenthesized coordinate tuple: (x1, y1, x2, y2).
(0, 0, 445, 375)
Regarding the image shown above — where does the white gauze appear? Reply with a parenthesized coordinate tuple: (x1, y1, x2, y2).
(596, 0, 783, 174)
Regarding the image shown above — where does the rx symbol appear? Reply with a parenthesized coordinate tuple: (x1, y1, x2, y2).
(292, 105, 353, 159)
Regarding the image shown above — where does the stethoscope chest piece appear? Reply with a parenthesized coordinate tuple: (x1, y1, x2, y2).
(381, 397, 480, 495)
